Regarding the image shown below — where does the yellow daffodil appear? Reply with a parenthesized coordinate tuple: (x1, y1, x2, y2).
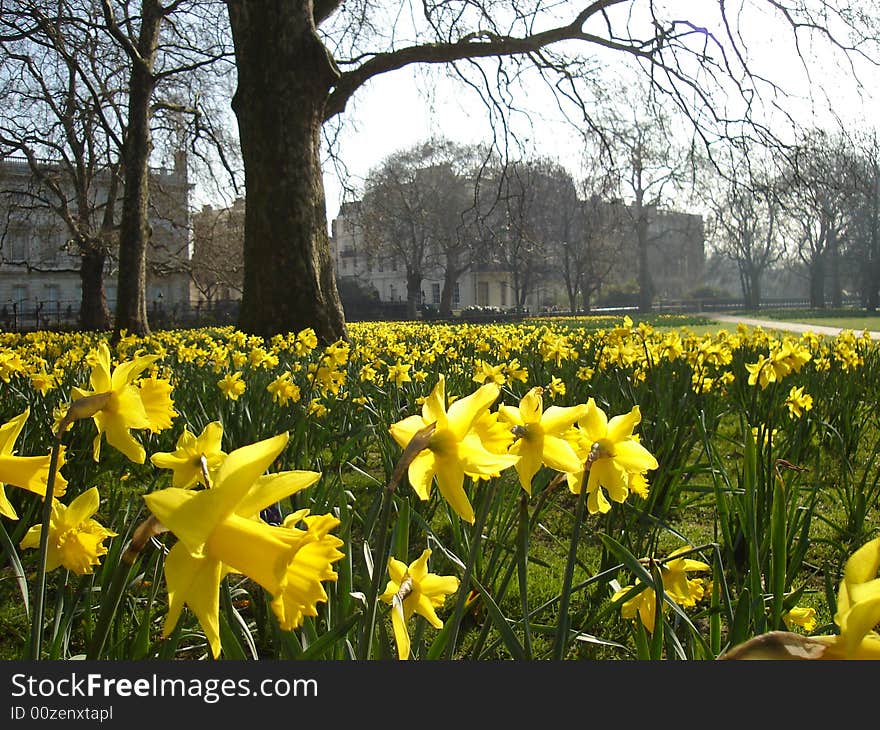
(567, 399, 658, 514)
(724, 538, 880, 659)
(270, 510, 345, 631)
(389, 375, 519, 523)
(267, 372, 301, 405)
(380, 548, 459, 660)
(217, 371, 246, 400)
(20, 487, 115, 574)
(784, 606, 818, 633)
(472, 360, 506, 385)
(497, 387, 585, 494)
(144, 432, 338, 659)
(658, 547, 711, 607)
(784, 386, 813, 419)
(387, 361, 412, 386)
(612, 548, 710, 633)
(70, 342, 176, 464)
(0, 408, 68, 520)
(150, 421, 227, 489)
(832, 536, 880, 657)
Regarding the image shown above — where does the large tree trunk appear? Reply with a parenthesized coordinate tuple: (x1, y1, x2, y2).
(810, 255, 826, 309)
(113, 0, 162, 342)
(636, 210, 653, 313)
(79, 246, 111, 330)
(405, 270, 421, 319)
(227, 2, 347, 345)
(868, 167, 880, 312)
(828, 230, 842, 307)
(439, 270, 456, 317)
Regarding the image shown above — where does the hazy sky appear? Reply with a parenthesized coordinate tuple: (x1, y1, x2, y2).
(318, 3, 880, 226)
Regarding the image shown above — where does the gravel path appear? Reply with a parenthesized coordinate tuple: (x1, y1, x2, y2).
(704, 313, 880, 340)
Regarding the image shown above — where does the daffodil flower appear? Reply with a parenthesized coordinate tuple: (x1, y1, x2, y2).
(783, 606, 818, 633)
(0, 408, 68, 520)
(497, 387, 585, 494)
(612, 548, 710, 633)
(389, 375, 519, 523)
(567, 398, 658, 514)
(833, 536, 880, 657)
(145, 432, 341, 659)
(380, 549, 459, 660)
(724, 537, 880, 659)
(20, 487, 115, 574)
(150, 421, 226, 489)
(71, 342, 176, 464)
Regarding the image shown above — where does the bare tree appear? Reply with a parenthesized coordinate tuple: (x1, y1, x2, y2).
(846, 130, 880, 310)
(493, 157, 579, 310)
(560, 144, 624, 313)
(781, 129, 860, 308)
(360, 139, 483, 318)
(603, 85, 690, 312)
(103, 0, 234, 341)
(0, 1, 127, 330)
(703, 147, 785, 309)
(223, 1, 880, 342)
(190, 197, 244, 303)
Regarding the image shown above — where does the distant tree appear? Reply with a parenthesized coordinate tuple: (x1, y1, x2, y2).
(846, 131, 880, 311)
(704, 148, 785, 309)
(781, 130, 860, 309)
(561, 145, 625, 313)
(0, 1, 127, 330)
(190, 198, 244, 303)
(224, 1, 880, 342)
(495, 157, 578, 309)
(603, 86, 690, 313)
(361, 139, 486, 318)
(103, 0, 234, 341)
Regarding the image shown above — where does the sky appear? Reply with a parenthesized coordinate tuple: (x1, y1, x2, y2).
(316, 2, 880, 227)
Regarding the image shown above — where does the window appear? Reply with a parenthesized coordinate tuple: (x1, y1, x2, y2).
(44, 284, 60, 310)
(8, 232, 27, 261)
(11, 285, 27, 310)
(477, 281, 489, 306)
(431, 283, 440, 304)
(39, 233, 59, 264)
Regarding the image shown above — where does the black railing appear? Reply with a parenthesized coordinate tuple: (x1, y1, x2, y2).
(0, 295, 870, 333)
(0, 298, 240, 333)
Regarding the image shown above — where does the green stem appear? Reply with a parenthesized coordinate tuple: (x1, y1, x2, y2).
(516, 492, 533, 658)
(444, 480, 497, 659)
(552, 476, 589, 660)
(28, 437, 62, 661)
(356, 481, 397, 660)
(87, 556, 137, 660)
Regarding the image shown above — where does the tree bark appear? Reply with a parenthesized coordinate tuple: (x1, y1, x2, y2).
(405, 270, 421, 319)
(636, 209, 653, 313)
(79, 245, 111, 330)
(810, 255, 826, 309)
(112, 0, 162, 342)
(227, 1, 347, 344)
(828, 230, 841, 307)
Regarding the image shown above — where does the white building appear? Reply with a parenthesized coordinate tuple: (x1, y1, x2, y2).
(0, 152, 193, 329)
(330, 201, 538, 314)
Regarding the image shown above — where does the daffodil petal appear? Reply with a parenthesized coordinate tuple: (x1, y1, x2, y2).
(235, 470, 322, 519)
(162, 542, 224, 659)
(614, 440, 659, 472)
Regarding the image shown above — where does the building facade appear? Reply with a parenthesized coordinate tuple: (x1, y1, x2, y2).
(330, 198, 705, 315)
(0, 152, 193, 329)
